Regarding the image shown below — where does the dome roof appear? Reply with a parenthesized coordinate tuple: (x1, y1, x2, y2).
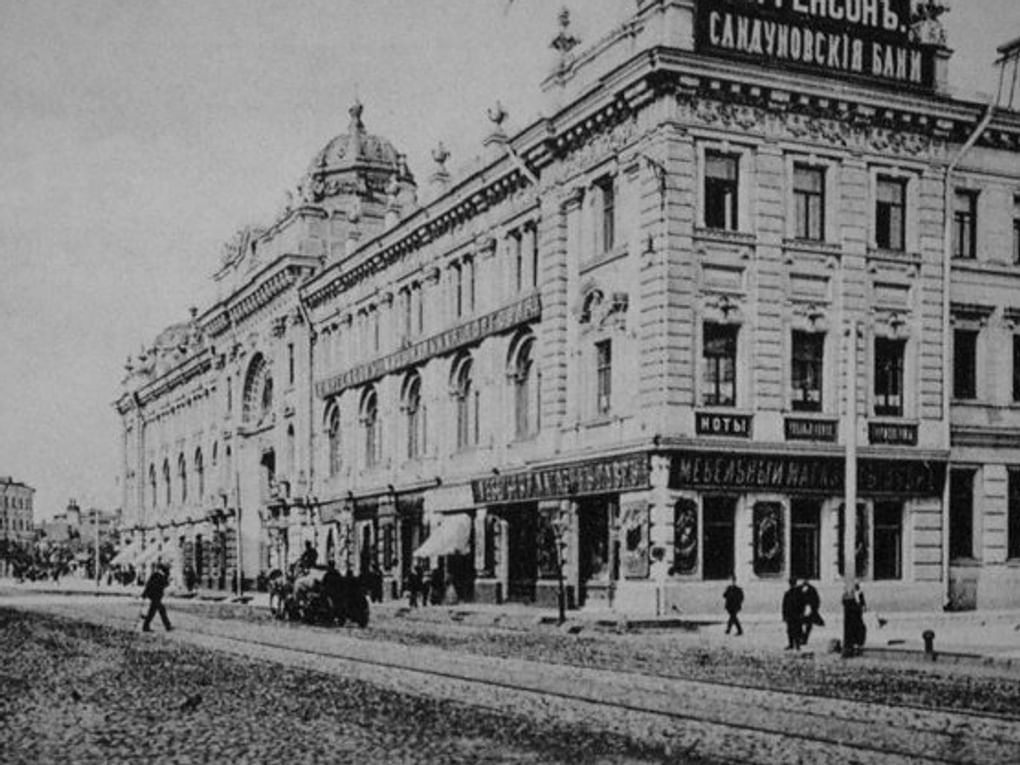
(308, 101, 404, 176)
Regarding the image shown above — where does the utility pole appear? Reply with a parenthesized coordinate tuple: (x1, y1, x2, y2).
(842, 320, 859, 658)
(94, 508, 101, 591)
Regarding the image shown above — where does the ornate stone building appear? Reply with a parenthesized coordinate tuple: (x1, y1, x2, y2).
(117, 1, 1020, 613)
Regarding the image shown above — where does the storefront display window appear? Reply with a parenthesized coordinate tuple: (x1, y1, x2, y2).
(672, 498, 698, 575)
(753, 502, 783, 577)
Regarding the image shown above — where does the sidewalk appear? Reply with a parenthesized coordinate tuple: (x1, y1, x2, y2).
(5, 576, 1019, 669)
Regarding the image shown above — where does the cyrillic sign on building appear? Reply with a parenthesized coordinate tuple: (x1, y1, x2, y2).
(696, 0, 936, 90)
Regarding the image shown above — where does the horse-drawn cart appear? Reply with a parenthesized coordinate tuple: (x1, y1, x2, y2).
(268, 565, 369, 627)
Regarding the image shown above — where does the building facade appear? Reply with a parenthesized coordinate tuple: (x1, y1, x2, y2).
(1, 476, 35, 548)
(116, 0, 1020, 614)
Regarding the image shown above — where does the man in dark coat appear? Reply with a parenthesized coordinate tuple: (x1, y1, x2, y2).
(141, 563, 172, 632)
(799, 579, 822, 646)
(781, 577, 802, 650)
(321, 560, 344, 623)
(723, 576, 744, 636)
(299, 541, 317, 572)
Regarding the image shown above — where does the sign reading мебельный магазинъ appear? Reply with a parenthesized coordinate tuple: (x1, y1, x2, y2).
(696, 0, 936, 90)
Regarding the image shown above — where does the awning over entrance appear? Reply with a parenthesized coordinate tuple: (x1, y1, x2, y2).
(413, 513, 472, 558)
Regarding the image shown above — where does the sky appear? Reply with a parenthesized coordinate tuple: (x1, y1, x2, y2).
(1, 1, 1017, 520)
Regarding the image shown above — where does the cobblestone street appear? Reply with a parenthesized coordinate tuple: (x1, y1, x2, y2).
(0, 606, 673, 765)
(4, 592, 1020, 763)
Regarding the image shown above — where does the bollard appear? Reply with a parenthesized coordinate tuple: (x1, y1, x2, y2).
(922, 629, 936, 660)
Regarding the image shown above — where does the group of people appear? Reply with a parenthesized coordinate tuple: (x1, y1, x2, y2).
(781, 578, 824, 650)
(405, 562, 445, 607)
(723, 576, 867, 653)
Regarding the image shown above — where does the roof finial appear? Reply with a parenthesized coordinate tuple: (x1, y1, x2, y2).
(348, 98, 365, 131)
(550, 6, 579, 55)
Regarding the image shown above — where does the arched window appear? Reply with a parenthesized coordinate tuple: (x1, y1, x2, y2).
(452, 354, 476, 451)
(195, 448, 204, 500)
(178, 453, 187, 504)
(361, 387, 381, 468)
(149, 464, 157, 510)
(509, 333, 536, 439)
(162, 459, 171, 507)
(242, 353, 272, 425)
(402, 371, 423, 460)
(326, 402, 341, 477)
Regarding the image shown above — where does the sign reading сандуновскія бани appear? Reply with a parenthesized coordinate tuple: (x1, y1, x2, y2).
(696, 0, 936, 90)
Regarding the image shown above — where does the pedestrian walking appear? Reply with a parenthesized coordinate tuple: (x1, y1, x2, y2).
(782, 577, 802, 650)
(799, 579, 823, 646)
(141, 563, 172, 632)
(407, 563, 424, 608)
(723, 576, 744, 636)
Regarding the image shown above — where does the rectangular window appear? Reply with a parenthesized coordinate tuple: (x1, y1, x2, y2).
(793, 165, 824, 241)
(949, 469, 974, 560)
(873, 502, 903, 580)
(287, 343, 295, 385)
(790, 500, 821, 580)
(466, 258, 475, 313)
(705, 152, 739, 231)
(598, 178, 616, 252)
(513, 233, 524, 292)
(953, 329, 978, 400)
(227, 378, 233, 413)
(1013, 214, 1020, 265)
(953, 190, 977, 259)
(454, 264, 463, 318)
(1013, 336, 1020, 402)
(1008, 469, 1020, 560)
(874, 338, 905, 417)
(595, 339, 612, 415)
(703, 324, 737, 407)
(530, 228, 539, 288)
(403, 288, 413, 340)
(791, 331, 824, 412)
(876, 176, 906, 251)
(702, 495, 736, 580)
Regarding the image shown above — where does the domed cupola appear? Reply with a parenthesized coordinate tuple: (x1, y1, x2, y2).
(302, 100, 415, 206)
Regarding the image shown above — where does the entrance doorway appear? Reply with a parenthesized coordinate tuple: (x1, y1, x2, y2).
(790, 500, 821, 580)
(577, 495, 615, 607)
(499, 504, 537, 602)
(702, 495, 736, 580)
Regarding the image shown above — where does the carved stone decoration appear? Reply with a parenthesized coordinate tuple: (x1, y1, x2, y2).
(680, 96, 941, 160)
(910, 0, 949, 46)
(550, 7, 580, 57)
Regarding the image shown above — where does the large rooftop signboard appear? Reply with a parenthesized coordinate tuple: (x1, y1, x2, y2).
(696, 0, 936, 90)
